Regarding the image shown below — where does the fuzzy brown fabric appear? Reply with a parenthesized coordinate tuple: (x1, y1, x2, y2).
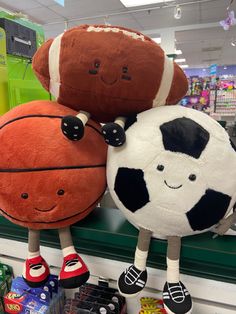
(33, 24, 188, 123)
(0, 100, 107, 229)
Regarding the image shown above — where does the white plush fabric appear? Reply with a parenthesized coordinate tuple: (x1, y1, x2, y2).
(107, 106, 236, 239)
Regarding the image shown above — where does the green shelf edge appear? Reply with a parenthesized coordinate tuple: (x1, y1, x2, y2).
(0, 207, 236, 284)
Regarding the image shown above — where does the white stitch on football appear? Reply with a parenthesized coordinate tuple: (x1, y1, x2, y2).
(86, 26, 146, 41)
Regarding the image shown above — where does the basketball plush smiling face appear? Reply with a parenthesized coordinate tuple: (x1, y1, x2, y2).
(0, 101, 107, 230)
(33, 25, 188, 122)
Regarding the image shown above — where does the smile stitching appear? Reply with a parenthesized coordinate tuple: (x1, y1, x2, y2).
(101, 76, 117, 85)
(34, 205, 56, 212)
(164, 180, 182, 190)
(0, 189, 105, 224)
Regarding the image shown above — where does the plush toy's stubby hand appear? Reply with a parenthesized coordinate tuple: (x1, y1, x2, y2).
(61, 115, 84, 141)
(215, 216, 235, 235)
(102, 122, 126, 147)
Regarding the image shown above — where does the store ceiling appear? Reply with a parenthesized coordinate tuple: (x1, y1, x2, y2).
(0, 0, 236, 68)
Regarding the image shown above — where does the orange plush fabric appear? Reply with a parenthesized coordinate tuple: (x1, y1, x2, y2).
(0, 100, 107, 229)
(33, 24, 188, 123)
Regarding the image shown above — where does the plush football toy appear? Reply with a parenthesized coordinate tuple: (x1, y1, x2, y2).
(107, 106, 236, 314)
(0, 100, 107, 289)
(32, 24, 188, 147)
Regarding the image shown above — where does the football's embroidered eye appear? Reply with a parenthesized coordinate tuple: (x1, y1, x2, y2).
(189, 174, 196, 181)
(157, 165, 164, 171)
(21, 193, 29, 199)
(122, 66, 128, 73)
(94, 61, 100, 68)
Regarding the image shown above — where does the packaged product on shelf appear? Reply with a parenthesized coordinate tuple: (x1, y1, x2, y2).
(77, 292, 119, 314)
(0, 264, 14, 314)
(79, 283, 126, 311)
(0, 263, 14, 291)
(4, 275, 64, 314)
(139, 297, 166, 314)
(64, 283, 127, 314)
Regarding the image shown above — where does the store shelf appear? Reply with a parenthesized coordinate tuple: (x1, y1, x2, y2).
(0, 207, 236, 285)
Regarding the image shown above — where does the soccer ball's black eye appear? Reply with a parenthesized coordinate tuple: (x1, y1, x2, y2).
(157, 165, 164, 171)
(122, 66, 128, 73)
(94, 61, 100, 68)
(189, 174, 196, 181)
(57, 189, 65, 196)
(21, 193, 28, 199)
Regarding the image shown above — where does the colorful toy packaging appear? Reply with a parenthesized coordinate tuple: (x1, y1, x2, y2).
(4, 275, 64, 314)
(139, 297, 166, 314)
(0, 263, 14, 314)
(64, 282, 127, 314)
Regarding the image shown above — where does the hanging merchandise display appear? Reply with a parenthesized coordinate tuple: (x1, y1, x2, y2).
(32, 24, 188, 147)
(0, 11, 50, 113)
(211, 77, 236, 116)
(107, 105, 236, 314)
(0, 100, 107, 289)
(220, 0, 236, 31)
(180, 76, 211, 111)
(0, 26, 8, 115)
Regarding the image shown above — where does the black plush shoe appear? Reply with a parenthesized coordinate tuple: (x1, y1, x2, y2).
(61, 115, 84, 141)
(163, 281, 192, 314)
(118, 265, 147, 297)
(102, 122, 126, 147)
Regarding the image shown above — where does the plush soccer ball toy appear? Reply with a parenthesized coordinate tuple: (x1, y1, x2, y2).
(32, 24, 188, 147)
(0, 100, 107, 289)
(107, 106, 236, 314)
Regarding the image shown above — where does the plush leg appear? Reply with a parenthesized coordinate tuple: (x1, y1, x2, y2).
(215, 210, 236, 235)
(61, 111, 90, 141)
(118, 228, 152, 297)
(102, 116, 126, 147)
(163, 236, 192, 314)
(22, 229, 50, 287)
(58, 227, 90, 289)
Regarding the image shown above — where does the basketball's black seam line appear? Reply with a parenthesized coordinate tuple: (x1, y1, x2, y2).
(0, 115, 102, 135)
(0, 164, 106, 173)
(0, 115, 62, 130)
(0, 188, 106, 224)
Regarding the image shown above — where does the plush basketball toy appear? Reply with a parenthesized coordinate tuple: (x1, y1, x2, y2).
(32, 24, 188, 147)
(107, 106, 236, 314)
(0, 100, 107, 289)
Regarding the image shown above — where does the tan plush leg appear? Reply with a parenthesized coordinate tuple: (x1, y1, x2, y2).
(166, 236, 181, 283)
(28, 229, 40, 257)
(76, 110, 90, 126)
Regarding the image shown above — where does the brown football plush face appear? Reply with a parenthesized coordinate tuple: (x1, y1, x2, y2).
(33, 25, 188, 122)
(0, 100, 107, 229)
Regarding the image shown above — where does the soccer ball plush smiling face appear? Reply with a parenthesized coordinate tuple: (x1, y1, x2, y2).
(32, 25, 188, 122)
(107, 106, 236, 239)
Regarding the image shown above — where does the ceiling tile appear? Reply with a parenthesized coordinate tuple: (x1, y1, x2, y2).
(47, 0, 125, 19)
(34, 0, 56, 6)
(0, 0, 41, 11)
(24, 6, 64, 23)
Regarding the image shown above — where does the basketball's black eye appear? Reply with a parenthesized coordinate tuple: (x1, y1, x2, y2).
(122, 66, 128, 73)
(94, 61, 100, 68)
(157, 165, 164, 171)
(57, 189, 65, 196)
(189, 174, 196, 181)
(21, 193, 28, 199)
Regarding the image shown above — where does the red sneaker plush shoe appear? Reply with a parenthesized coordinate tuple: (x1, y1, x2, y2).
(22, 255, 50, 287)
(59, 253, 90, 289)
